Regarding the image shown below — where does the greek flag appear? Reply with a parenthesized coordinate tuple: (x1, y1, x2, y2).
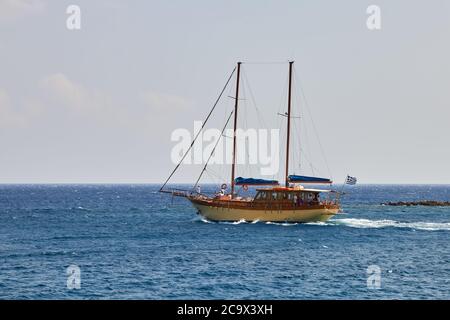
(346, 175, 357, 185)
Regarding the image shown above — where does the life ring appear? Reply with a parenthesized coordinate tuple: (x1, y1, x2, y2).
(221, 183, 227, 190)
(242, 185, 249, 191)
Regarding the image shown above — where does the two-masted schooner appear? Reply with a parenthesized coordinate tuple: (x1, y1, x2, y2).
(160, 61, 340, 222)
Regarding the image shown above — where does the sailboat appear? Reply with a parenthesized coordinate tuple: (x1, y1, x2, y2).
(160, 61, 340, 222)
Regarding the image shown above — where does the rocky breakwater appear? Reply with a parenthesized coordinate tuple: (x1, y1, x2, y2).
(382, 200, 450, 206)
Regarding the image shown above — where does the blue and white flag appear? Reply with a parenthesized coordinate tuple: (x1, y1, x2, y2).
(345, 175, 357, 185)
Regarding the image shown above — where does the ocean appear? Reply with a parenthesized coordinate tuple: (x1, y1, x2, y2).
(0, 184, 449, 299)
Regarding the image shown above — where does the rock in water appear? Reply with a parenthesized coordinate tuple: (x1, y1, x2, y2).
(382, 200, 450, 206)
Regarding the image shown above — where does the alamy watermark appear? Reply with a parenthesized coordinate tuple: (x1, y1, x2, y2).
(66, 5, 81, 30)
(66, 264, 81, 290)
(366, 5, 381, 30)
(171, 122, 280, 176)
(367, 265, 381, 289)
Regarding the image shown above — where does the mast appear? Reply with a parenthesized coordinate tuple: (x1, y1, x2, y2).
(285, 61, 294, 187)
(230, 62, 242, 198)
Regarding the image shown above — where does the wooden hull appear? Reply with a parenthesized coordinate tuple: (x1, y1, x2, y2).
(188, 198, 339, 223)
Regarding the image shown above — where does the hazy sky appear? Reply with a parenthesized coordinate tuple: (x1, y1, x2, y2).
(1, 0, 450, 184)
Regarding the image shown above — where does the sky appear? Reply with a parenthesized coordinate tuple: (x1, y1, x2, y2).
(1, 0, 450, 184)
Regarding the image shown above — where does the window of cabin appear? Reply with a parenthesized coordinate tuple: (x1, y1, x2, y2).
(305, 192, 316, 201)
(255, 191, 266, 200)
(278, 192, 285, 200)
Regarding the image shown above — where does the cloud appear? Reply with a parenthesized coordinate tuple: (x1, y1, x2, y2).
(0, 89, 26, 128)
(0, 0, 46, 22)
(39, 73, 131, 128)
(0, 89, 22, 127)
(39, 73, 192, 132)
(140, 91, 192, 113)
(0, 74, 116, 130)
(0, 89, 45, 129)
(40, 73, 92, 111)
(1, 73, 193, 136)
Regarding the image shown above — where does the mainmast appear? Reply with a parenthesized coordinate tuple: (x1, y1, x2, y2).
(230, 62, 242, 198)
(285, 61, 294, 187)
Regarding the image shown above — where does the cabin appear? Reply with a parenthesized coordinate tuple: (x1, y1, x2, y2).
(253, 187, 327, 207)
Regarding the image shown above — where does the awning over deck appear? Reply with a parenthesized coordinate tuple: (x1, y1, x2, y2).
(288, 175, 332, 184)
(235, 177, 279, 186)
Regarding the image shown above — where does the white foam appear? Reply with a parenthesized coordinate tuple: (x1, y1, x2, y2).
(217, 219, 248, 225)
(305, 221, 329, 227)
(200, 217, 214, 224)
(197, 216, 450, 231)
(265, 221, 298, 226)
(197, 218, 258, 225)
(329, 218, 450, 231)
(230, 219, 247, 225)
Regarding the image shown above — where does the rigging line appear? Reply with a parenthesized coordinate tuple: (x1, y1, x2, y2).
(242, 61, 290, 65)
(277, 73, 289, 116)
(293, 83, 311, 174)
(205, 168, 223, 181)
(205, 168, 228, 187)
(241, 68, 271, 180)
(276, 73, 289, 141)
(159, 67, 237, 192)
(241, 69, 256, 179)
(241, 69, 250, 178)
(276, 72, 290, 181)
(269, 72, 289, 181)
(203, 171, 218, 185)
(292, 116, 319, 176)
(299, 115, 317, 175)
(294, 84, 317, 176)
(294, 98, 309, 173)
(292, 117, 302, 173)
(242, 70, 270, 130)
(293, 69, 333, 180)
(298, 144, 320, 176)
(192, 110, 234, 191)
(275, 119, 287, 182)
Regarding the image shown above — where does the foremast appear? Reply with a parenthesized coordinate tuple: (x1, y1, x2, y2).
(230, 62, 242, 198)
(285, 61, 294, 187)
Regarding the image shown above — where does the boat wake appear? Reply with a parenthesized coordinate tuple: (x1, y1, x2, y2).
(197, 218, 252, 225)
(312, 218, 450, 231)
(196, 216, 450, 231)
(196, 218, 296, 226)
(196, 217, 296, 226)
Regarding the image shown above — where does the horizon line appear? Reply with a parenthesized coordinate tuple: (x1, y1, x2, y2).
(1, 182, 450, 186)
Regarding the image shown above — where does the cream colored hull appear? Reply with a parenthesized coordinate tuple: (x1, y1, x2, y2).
(190, 201, 338, 223)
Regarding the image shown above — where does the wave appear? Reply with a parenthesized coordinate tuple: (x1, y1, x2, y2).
(321, 218, 450, 231)
(72, 206, 91, 211)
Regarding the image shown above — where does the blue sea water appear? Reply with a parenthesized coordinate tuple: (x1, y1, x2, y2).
(0, 184, 449, 300)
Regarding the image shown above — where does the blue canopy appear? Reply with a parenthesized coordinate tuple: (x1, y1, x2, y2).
(288, 175, 332, 184)
(235, 177, 279, 186)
